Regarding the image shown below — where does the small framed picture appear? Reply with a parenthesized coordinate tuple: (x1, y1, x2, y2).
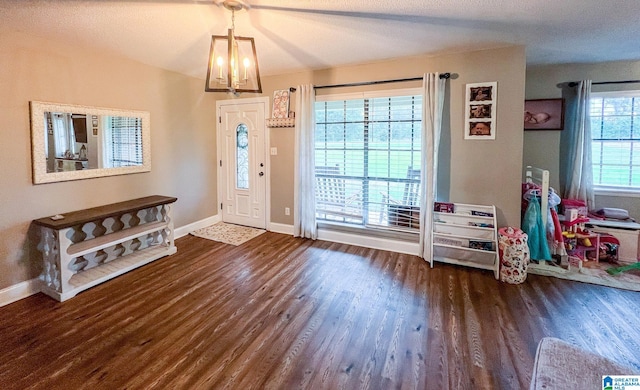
(524, 99, 564, 130)
(468, 121, 492, 137)
(92, 128, 98, 136)
(272, 89, 290, 119)
(469, 86, 493, 101)
(465, 82, 497, 140)
(92, 119, 98, 126)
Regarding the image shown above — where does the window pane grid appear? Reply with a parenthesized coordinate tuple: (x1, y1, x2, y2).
(591, 93, 640, 188)
(110, 116, 142, 167)
(315, 94, 422, 231)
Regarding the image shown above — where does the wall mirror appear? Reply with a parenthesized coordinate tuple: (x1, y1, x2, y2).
(30, 101, 151, 184)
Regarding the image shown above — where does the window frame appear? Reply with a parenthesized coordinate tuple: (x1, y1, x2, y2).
(590, 89, 640, 195)
(315, 87, 423, 234)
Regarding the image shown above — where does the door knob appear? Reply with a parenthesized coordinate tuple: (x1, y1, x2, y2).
(260, 163, 264, 167)
(259, 172, 264, 177)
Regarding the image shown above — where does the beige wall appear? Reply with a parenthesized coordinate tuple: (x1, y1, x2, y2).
(524, 60, 640, 218)
(262, 46, 527, 229)
(1, 31, 527, 291)
(0, 32, 218, 289)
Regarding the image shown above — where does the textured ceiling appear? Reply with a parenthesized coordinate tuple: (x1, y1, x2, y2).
(1, 0, 639, 80)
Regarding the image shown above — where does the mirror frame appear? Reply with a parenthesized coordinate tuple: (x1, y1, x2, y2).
(30, 101, 151, 184)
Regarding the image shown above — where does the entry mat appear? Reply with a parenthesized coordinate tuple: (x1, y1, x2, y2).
(191, 222, 266, 246)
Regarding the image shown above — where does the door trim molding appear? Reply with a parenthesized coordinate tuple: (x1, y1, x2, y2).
(216, 97, 270, 230)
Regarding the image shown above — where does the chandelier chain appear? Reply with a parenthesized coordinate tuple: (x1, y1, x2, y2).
(231, 9, 236, 36)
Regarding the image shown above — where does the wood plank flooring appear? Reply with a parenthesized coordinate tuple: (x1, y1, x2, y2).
(1, 232, 639, 389)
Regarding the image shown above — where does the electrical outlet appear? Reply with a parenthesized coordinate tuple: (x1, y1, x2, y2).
(285, 207, 290, 216)
(270, 147, 278, 155)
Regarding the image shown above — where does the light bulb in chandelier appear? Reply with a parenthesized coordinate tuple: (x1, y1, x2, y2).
(243, 57, 251, 80)
(216, 56, 224, 80)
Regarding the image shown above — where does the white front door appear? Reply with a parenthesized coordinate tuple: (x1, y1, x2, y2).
(218, 100, 267, 229)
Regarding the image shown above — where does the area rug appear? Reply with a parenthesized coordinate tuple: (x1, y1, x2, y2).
(190, 222, 266, 246)
(530, 337, 639, 390)
(529, 262, 640, 292)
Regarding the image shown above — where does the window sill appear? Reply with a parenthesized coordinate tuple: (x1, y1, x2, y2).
(316, 221, 421, 256)
(317, 221, 419, 242)
(594, 187, 640, 198)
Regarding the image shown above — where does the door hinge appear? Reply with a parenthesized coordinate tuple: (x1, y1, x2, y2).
(220, 202, 223, 210)
(219, 160, 222, 167)
(219, 116, 222, 123)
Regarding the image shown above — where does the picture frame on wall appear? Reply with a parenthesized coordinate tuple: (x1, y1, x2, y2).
(524, 98, 564, 130)
(465, 82, 497, 140)
(272, 89, 290, 119)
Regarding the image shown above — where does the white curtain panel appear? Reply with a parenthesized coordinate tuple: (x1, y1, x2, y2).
(419, 73, 446, 260)
(293, 84, 318, 239)
(560, 80, 595, 209)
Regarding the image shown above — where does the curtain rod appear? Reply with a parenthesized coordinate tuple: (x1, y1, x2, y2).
(289, 72, 451, 92)
(567, 79, 640, 87)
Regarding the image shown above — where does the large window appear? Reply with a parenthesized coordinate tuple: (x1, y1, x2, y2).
(591, 91, 640, 190)
(315, 90, 422, 231)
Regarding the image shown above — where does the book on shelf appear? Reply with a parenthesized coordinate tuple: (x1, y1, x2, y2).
(434, 202, 454, 213)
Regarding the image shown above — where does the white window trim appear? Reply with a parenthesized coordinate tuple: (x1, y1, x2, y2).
(594, 187, 640, 198)
(592, 90, 640, 98)
(316, 87, 422, 103)
(591, 89, 640, 194)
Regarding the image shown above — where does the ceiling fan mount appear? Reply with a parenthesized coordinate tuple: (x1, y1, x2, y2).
(217, 0, 249, 11)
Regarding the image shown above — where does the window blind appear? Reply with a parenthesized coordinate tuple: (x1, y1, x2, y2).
(591, 92, 640, 189)
(110, 116, 143, 167)
(315, 92, 422, 231)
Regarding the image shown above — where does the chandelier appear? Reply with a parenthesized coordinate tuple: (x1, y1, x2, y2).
(205, 1, 262, 93)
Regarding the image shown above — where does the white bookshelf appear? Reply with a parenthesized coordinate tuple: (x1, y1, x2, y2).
(430, 203, 499, 279)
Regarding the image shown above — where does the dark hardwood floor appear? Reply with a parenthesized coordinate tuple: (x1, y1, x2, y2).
(1, 232, 639, 389)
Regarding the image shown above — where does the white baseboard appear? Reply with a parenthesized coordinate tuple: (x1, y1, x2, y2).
(175, 214, 222, 238)
(0, 278, 40, 307)
(317, 228, 420, 256)
(268, 222, 294, 235)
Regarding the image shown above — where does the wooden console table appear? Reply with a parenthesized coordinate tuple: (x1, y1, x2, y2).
(33, 195, 177, 301)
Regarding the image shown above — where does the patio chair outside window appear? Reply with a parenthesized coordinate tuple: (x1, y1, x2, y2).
(382, 167, 421, 229)
(315, 165, 363, 223)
